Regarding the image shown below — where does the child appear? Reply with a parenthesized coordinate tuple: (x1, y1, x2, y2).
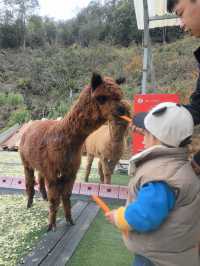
(106, 102, 200, 266)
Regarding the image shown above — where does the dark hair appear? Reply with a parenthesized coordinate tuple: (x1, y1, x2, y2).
(167, 0, 179, 12)
(179, 136, 192, 147)
(167, 0, 197, 13)
(161, 136, 192, 148)
(193, 150, 200, 166)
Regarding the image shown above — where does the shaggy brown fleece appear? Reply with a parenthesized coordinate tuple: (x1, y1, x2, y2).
(19, 73, 127, 231)
(84, 100, 131, 184)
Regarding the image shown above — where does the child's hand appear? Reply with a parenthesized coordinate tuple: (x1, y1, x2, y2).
(106, 210, 130, 238)
(105, 210, 117, 226)
(132, 125, 145, 135)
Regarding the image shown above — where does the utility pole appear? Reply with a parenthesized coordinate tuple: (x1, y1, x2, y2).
(141, 0, 150, 94)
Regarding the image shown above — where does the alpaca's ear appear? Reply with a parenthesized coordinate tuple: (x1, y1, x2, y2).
(91, 72, 103, 91)
(116, 77, 126, 85)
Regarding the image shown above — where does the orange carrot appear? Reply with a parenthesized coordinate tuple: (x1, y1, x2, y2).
(91, 195, 110, 214)
(120, 115, 132, 123)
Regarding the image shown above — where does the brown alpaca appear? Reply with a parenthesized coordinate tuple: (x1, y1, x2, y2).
(84, 100, 131, 184)
(19, 73, 127, 231)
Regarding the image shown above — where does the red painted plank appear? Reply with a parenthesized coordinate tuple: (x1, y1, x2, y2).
(119, 186, 128, 200)
(72, 182, 81, 194)
(99, 184, 119, 198)
(80, 182, 100, 196)
(0, 176, 13, 188)
(11, 177, 26, 189)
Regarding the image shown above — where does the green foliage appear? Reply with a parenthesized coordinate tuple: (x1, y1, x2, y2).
(0, 23, 21, 48)
(0, 0, 184, 49)
(17, 78, 32, 90)
(0, 37, 199, 129)
(7, 93, 24, 106)
(0, 0, 39, 49)
(0, 93, 7, 105)
(0, 92, 24, 106)
(56, 100, 71, 116)
(7, 108, 31, 126)
(44, 17, 57, 45)
(26, 15, 46, 48)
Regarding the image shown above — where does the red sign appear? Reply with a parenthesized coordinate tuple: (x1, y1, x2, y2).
(132, 94, 180, 154)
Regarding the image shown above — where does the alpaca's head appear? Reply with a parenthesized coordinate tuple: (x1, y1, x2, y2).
(111, 99, 132, 129)
(91, 72, 127, 121)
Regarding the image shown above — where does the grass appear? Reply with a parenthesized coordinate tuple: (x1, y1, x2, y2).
(0, 196, 132, 266)
(87, 172, 130, 186)
(0, 151, 131, 186)
(0, 152, 131, 266)
(0, 195, 49, 266)
(0, 194, 69, 266)
(67, 203, 133, 266)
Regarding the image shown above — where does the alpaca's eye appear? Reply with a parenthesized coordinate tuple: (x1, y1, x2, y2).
(96, 96, 108, 105)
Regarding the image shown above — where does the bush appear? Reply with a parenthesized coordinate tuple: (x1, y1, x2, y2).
(0, 93, 7, 105)
(17, 78, 31, 91)
(7, 93, 24, 106)
(47, 100, 71, 119)
(7, 108, 31, 126)
(0, 93, 24, 106)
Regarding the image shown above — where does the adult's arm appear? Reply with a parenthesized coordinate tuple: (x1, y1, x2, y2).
(184, 47, 200, 125)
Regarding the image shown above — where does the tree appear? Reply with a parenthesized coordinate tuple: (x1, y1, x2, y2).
(43, 17, 57, 46)
(26, 15, 45, 47)
(2, 0, 39, 49)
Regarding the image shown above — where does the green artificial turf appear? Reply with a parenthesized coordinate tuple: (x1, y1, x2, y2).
(86, 172, 130, 186)
(67, 204, 133, 266)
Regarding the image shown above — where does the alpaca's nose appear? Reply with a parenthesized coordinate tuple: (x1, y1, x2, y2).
(115, 106, 126, 116)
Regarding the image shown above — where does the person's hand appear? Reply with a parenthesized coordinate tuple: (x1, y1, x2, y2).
(105, 210, 117, 226)
(106, 210, 130, 238)
(132, 125, 145, 135)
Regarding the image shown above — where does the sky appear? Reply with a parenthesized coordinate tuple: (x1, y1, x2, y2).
(38, 0, 92, 21)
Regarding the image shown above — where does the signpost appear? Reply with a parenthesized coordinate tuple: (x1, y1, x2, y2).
(132, 94, 180, 154)
(133, 0, 179, 93)
(132, 1, 181, 153)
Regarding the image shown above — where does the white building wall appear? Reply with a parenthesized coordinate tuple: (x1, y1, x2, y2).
(134, 0, 180, 30)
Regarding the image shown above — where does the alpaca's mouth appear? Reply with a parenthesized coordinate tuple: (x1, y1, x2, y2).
(119, 115, 131, 123)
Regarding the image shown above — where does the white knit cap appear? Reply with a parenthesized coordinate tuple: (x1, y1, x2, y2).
(134, 102, 194, 147)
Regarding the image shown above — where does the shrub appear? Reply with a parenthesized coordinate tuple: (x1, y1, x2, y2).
(7, 93, 24, 106)
(47, 100, 71, 119)
(7, 108, 31, 126)
(0, 92, 24, 106)
(0, 93, 7, 105)
(17, 78, 31, 91)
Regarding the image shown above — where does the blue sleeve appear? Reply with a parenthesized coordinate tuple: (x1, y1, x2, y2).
(124, 181, 176, 233)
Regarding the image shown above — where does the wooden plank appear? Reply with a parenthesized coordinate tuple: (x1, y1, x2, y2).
(79, 182, 100, 196)
(18, 201, 88, 266)
(41, 202, 99, 266)
(99, 184, 119, 199)
(0, 124, 20, 145)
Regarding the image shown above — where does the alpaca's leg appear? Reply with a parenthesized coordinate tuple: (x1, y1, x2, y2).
(98, 160, 104, 183)
(24, 167, 35, 208)
(46, 182, 61, 231)
(101, 159, 112, 184)
(108, 160, 118, 177)
(61, 178, 75, 225)
(38, 172, 47, 201)
(84, 155, 94, 182)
